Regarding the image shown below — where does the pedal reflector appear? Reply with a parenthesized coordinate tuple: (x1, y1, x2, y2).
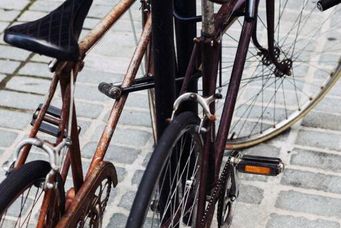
(236, 155, 284, 176)
(244, 165, 271, 175)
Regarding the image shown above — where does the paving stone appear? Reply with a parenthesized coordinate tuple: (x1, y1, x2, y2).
(30, 54, 50, 63)
(86, 55, 132, 74)
(90, 124, 152, 145)
(28, 1, 61, 12)
(107, 213, 127, 228)
(0, 9, 20, 22)
(18, 10, 46, 22)
(302, 111, 341, 131)
(238, 184, 264, 205)
(0, 90, 43, 110)
(88, 4, 116, 18)
(0, 0, 30, 10)
(132, 169, 144, 185)
(115, 166, 127, 183)
(125, 93, 149, 109)
(295, 128, 341, 151)
(275, 190, 341, 218)
(75, 84, 107, 102)
(0, 129, 18, 147)
(0, 109, 30, 130)
(75, 101, 104, 119)
(0, 74, 6, 82)
(281, 169, 341, 194)
(242, 143, 280, 157)
(77, 68, 123, 85)
(117, 109, 151, 127)
(0, 22, 8, 33)
(0, 45, 31, 61)
(314, 97, 341, 114)
(266, 214, 340, 228)
(6, 76, 51, 94)
(230, 203, 266, 228)
(18, 62, 51, 78)
(290, 148, 341, 172)
(83, 142, 140, 164)
(111, 128, 151, 147)
(0, 59, 21, 74)
(118, 191, 135, 210)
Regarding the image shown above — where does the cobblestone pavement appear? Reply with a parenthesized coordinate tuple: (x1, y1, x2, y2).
(0, 0, 341, 227)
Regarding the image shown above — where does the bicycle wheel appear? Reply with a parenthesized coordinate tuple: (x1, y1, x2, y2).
(127, 112, 203, 227)
(219, 1, 341, 149)
(0, 160, 65, 227)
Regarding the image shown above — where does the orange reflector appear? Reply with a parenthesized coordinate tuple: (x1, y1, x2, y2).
(244, 165, 271, 175)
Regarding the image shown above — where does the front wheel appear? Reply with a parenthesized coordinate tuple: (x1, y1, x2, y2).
(127, 112, 203, 227)
(0, 160, 65, 227)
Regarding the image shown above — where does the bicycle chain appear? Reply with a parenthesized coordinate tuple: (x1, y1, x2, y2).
(200, 161, 232, 226)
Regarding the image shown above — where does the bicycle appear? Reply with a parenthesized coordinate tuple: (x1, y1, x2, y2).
(0, 0, 339, 227)
(0, 0, 152, 226)
(127, 0, 341, 227)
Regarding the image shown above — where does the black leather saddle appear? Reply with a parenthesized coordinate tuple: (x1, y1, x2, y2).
(4, 0, 93, 61)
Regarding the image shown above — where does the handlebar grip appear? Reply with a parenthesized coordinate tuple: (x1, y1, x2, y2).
(317, 0, 341, 11)
(98, 82, 122, 99)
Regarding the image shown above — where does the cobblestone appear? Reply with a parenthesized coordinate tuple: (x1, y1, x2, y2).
(83, 142, 140, 164)
(0, 129, 18, 147)
(6, 76, 51, 94)
(0, 0, 340, 227)
(18, 62, 51, 78)
(290, 148, 341, 172)
(0, 59, 21, 74)
(0, 90, 43, 110)
(266, 214, 340, 228)
(0, 109, 30, 130)
(276, 190, 341, 218)
(0, 44, 30, 61)
(281, 169, 341, 194)
(118, 191, 135, 210)
(295, 128, 341, 151)
(238, 184, 264, 205)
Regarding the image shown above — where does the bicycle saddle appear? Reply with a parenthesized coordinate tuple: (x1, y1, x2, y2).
(4, 0, 93, 61)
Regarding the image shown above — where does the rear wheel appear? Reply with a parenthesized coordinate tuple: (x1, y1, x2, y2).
(0, 160, 65, 227)
(127, 112, 203, 227)
(219, 1, 341, 149)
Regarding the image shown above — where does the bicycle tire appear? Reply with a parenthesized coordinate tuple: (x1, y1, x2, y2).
(219, 2, 341, 149)
(0, 160, 65, 228)
(127, 111, 203, 227)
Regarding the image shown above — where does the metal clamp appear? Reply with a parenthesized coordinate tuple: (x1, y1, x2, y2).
(3, 138, 70, 189)
(171, 92, 221, 121)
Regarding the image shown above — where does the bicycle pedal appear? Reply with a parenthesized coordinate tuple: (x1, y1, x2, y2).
(236, 155, 284, 176)
(31, 104, 81, 137)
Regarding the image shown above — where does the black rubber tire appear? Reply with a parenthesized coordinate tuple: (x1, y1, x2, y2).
(0, 160, 65, 227)
(127, 111, 202, 227)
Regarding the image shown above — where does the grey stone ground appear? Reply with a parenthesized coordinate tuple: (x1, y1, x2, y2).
(0, 0, 341, 227)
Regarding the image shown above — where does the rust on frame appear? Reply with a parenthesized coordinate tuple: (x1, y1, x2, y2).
(79, 0, 136, 56)
(86, 15, 152, 177)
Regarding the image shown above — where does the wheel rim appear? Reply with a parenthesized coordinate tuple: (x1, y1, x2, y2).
(145, 126, 202, 227)
(216, 1, 341, 149)
(0, 180, 61, 228)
